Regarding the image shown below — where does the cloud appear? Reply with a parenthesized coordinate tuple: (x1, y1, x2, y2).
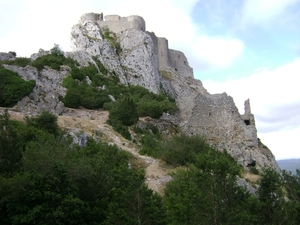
(242, 0, 300, 25)
(259, 127, 300, 160)
(203, 58, 300, 159)
(189, 36, 244, 69)
(0, 0, 243, 70)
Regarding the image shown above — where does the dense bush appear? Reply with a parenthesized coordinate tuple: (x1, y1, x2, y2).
(107, 97, 139, 139)
(32, 54, 65, 70)
(0, 111, 167, 224)
(32, 44, 78, 71)
(141, 133, 215, 166)
(0, 68, 35, 107)
(25, 111, 60, 136)
(1, 110, 300, 224)
(108, 97, 139, 126)
(0, 57, 31, 67)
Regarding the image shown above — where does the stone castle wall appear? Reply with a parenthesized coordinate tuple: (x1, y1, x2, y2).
(98, 15, 145, 34)
(168, 49, 193, 78)
(79, 13, 193, 78)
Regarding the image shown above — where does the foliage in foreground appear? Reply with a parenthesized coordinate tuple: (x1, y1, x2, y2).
(0, 110, 166, 224)
(1, 108, 300, 224)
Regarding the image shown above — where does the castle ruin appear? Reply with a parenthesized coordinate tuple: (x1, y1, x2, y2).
(79, 13, 193, 78)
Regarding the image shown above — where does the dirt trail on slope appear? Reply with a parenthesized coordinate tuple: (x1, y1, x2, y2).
(2, 107, 172, 195)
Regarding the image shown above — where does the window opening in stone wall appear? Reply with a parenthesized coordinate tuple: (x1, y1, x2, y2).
(244, 120, 250, 125)
(208, 112, 211, 117)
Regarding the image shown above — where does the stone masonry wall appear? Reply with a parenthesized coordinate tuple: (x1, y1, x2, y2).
(98, 15, 146, 34)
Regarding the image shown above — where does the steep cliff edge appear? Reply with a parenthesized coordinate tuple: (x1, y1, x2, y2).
(67, 12, 279, 171)
(1, 12, 280, 172)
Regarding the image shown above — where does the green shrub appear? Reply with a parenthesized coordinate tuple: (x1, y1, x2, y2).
(32, 54, 65, 71)
(50, 43, 64, 56)
(107, 118, 131, 139)
(101, 27, 122, 55)
(250, 167, 260, 175)
(108, 97, 139, 126)
(63, 88, 81, 108)
(139, 134, 163, 157)
(128, 85, 177, 118)
(25, 111, 60, 136)
(32, 44, 78, 71)
(103, 102, 114, 110)
(0, 68, 35, 107)
(71, 67, 85, 81)
(0, 57, 31, 67)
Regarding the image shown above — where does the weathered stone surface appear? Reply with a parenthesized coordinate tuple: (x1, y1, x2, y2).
(0, 52, 15, 61)
(3, 64, 69, 115)
(1, 12, 280, 172)
(118, 29, 161, 93)
(66, 128, 90, 148)
(30, 48, 50, 61)
(68, 12, 280, 171)
(70, 18, 128, 85)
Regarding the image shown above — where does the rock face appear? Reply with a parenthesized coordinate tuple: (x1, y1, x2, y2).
(1, 12, 280, 172)
(68, 12, 279, 171)
(3, 64, 69, 115)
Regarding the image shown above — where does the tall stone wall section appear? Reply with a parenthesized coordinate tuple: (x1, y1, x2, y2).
(168, 49, 193, 78)
(98, 15, 145, 34)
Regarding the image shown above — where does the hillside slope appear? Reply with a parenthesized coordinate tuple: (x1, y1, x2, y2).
(0, 12, 280, 172)
(3, 107, 172, 195)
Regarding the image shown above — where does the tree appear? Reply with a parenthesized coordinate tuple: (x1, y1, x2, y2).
(0, 109, 23, 177)
(26, 111, 60, 136)
(164, 146, 254, 225)
(257, 168, 288, 225)
(109, 97, 139, 126)
(50, 43, 64, 56)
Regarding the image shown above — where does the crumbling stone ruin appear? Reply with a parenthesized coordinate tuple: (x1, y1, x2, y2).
(1, 12, 280, 172)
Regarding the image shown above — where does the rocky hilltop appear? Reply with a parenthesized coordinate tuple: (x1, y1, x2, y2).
(1, 12, 280, 172)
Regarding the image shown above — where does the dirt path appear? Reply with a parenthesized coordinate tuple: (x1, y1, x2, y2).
(2, 107, 172, 195)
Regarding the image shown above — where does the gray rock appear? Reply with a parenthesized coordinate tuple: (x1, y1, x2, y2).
(3, 64, 69, 115)
(67, 12, 281, 172)
(66, 128, 90, 147)
(0, 52, 16, 61)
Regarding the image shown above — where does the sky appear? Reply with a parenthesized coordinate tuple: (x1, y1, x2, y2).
(1, 0, 300, 160)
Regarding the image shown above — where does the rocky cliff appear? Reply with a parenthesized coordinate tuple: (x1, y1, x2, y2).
(1, 12, 280, 172)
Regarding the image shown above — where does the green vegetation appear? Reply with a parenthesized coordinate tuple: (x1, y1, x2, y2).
(32, 44, 78, 71)
(0, 110, 166, 224)
(107, 97, 139, 139)
(3, 44, 300, 224)
(138, 133, 300, 224)
(60, 56, 176, 139)
(1, 110, 300, 224)
(0, 68, 35, 107)
(0, 57, 31, 67)
(102, 27, 122, 54)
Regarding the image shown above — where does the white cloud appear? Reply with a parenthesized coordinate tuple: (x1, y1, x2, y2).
(190, 36, 244, 69)
(0, 0, 243, 70)
(242, 0, 300, 24)
(203, 58, 300, 160)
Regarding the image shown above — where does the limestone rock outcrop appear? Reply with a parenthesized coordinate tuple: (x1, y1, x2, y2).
(68, 12, 279, 171)
(3, 64, 69, 115)
(1, 12, 280, 172)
